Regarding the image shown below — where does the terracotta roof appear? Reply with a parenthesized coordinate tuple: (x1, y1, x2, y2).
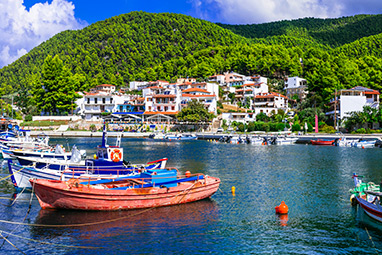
(182, 88, 209, 93)
(182, 94, 216, 98)
(255, 92, 288, 99)
(240, 83, 255, 87)
(96, 84, 115, 87)
(146, 86, 162, 89)
(144, 111, 178, 115)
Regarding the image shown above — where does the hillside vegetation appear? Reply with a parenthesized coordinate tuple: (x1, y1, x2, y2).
(218, 14, 382, 47)
(1, 12, 382, 114)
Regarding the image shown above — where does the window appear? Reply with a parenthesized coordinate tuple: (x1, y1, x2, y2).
(110, 98, 113, 103)
(95, 98, 97, 104)
(87, 98, 90, 104)
(102, 98, 105, 104)
(119, 106, 123, 112)
(172, 106, 175, 111)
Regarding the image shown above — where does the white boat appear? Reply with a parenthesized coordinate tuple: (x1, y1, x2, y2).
(165, 134, 197, 140)
(274, 136, 298, 145)
(351, 139, 378, 148)
(335, 137, 357, 147)
(249, 136, 264, 145)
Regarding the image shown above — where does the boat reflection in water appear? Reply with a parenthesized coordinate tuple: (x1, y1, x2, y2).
(31, 198, 219, 239)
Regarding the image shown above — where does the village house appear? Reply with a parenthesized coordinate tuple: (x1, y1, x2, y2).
(284, 76, 308, 100)
(326, 86, 380, 127)
(252, 92, 289, 116)
(77, 84, 125, 121)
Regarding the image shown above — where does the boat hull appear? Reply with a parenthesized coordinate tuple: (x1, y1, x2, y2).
(311, 140, 334, 145)
(30, 176, 220, 211)
(7, 159, 166, 189)
(356, 196, 382, 223)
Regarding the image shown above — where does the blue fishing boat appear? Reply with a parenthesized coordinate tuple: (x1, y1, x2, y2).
(350, 173, 382, 222)
(8, 124, 168, 189)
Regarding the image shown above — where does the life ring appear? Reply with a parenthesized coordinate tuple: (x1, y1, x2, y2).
(110, 149, 122, 162)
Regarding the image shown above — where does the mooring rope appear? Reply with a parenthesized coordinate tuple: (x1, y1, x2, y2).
(365, 227, 379, 255)
(0, 165, 25, 182)
(0, 231, 26, 255)
(0, 187, 27, 207)
(0, 230, 103, 250)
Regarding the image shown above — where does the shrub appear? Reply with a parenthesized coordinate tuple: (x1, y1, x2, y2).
(321, 125, 336, 133)
(276, 123, 286, 131)
(307, 123, 313, 132)
(356, 128, 366, 134)
(24, 114, 32, 122)
(291, 123, 301, 132)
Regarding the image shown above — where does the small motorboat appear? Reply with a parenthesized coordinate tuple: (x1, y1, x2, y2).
(30, 169, 220, 211)
(274, 136, 298, 145)
(350, 173, 382, 222)
(351, 139, 377, 148)
(310, 139, 335, 145)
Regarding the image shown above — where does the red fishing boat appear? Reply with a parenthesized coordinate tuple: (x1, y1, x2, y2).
(30, 169, 220, 211)
(310, 139, 335, 145)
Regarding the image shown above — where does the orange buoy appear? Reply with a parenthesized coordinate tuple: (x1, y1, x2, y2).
(185, 171, 191, 178)
(275, 201, 288, 214)
(231, 186, 236, 195)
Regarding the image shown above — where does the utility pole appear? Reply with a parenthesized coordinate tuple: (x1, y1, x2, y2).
(334, 89, 337, 131)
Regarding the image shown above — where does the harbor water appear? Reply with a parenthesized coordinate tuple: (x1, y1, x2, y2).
(1, 137, 382, 254)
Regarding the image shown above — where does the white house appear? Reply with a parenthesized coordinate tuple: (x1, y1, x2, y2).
(285, 76, 308, 100)
(252, 92, 289, 116)
(326, 86, 380, 121)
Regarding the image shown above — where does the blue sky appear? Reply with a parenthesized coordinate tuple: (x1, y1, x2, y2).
(1, 0, 382, 68)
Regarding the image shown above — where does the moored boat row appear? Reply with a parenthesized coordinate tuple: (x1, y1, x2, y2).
(1, 123, 220, 211)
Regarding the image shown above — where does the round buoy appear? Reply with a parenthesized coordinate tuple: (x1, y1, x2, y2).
(275, 201, 288, 214)
(231, 186, 236, 195)
(185, 171, 191, 178)
(350, 194, 358, 206)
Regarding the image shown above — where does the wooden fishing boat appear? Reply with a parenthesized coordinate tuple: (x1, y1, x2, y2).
(30, 169, 220, 211)
(310, 139, 335, 145)
(350, 173, 382, 222)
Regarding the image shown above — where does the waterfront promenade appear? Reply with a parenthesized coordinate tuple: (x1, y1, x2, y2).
(30, 130, 382, 145)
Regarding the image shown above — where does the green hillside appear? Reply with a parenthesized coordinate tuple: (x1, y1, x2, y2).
(1, 12, 382, 115)
(218, 14, 382, 47)
(0, 11, 248, 94)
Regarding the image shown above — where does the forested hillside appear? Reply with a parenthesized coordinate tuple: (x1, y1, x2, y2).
(1, 12, 382, 114)
(218, 14, 382, 47)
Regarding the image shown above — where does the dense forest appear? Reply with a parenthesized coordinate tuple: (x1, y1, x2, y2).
(1, 11, 382, 114)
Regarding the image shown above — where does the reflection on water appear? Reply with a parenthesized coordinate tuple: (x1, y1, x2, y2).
(31, 199, 219, 238)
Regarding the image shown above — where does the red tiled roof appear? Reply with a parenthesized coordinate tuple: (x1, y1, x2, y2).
(144, 111, 178, 115)
(182, 94, 216, 98)
(182, 88, 209, 93)
(96, 84, 115, 87)
(255, 92, 288, 99)
(146, 86, 162, 89)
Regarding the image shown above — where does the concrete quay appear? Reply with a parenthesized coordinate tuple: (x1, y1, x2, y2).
(30, 130, 382, 146)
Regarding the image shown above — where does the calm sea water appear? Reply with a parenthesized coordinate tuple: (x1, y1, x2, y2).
(1, 137, 382, 254)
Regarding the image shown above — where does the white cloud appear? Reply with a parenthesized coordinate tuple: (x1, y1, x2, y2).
(189, 0, 381, 24)
(0, 0, 86, 68)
